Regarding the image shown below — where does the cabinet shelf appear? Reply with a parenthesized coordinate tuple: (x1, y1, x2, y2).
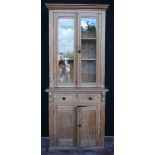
(81, 59, 96, 61)
(81, 38, 96, 40)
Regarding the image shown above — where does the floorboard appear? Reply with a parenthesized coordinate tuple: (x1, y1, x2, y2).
(41, 137, 114, 155)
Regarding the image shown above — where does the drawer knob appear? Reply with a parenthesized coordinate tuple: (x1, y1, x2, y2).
(62, 97, 66, 100)
(89, 97, 92, 100)
(78, 124, 82, 127)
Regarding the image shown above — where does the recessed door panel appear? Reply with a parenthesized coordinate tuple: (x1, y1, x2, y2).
(56, 106, 76, 147)
(77, 106, 98, 147)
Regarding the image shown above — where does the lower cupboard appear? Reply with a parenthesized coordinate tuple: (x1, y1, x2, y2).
(49, 104, 105, 150)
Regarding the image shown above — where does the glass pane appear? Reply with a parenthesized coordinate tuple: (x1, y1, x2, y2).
(81, 17, 97, 83)
(81, 60, 96, 83)
(81, 18, 96, 38)
(81, 39, 96, 59)
(57, 18, 74, 83)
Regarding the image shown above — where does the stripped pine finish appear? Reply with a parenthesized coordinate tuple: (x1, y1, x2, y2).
(45, 3, 109, 150)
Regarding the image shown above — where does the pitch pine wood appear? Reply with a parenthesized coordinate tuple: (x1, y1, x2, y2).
(46, 3, 109, 150)
(45, 3, 109, 10)
(56, 106, 76, 147)
(48, 11, 107, 88)
(77, 106, 98, 147)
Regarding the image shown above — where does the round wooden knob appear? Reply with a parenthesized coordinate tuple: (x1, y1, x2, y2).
(78, 124, 82, 127)
(62, 97, 66, 100)
(89, 97, 92, 100)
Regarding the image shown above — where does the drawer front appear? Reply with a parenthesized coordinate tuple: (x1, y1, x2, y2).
(54, 94, 78, 103)
(78, 94, 101, 103)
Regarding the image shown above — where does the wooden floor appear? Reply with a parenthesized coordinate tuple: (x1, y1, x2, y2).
(41, 137, 114, 155)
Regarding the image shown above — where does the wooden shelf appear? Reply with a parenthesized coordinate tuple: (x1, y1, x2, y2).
(81, 59, 96, 61)
(81, 38, 96, 40)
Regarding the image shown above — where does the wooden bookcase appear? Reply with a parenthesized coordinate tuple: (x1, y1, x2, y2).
(45, 3, 109, 150)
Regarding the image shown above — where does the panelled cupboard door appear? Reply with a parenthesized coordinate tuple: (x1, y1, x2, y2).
(56, 106, 76, 147)
(77, 106, 98, 147)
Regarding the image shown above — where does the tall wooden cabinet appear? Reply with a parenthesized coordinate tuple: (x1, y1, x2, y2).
(45, 4, 109, 150)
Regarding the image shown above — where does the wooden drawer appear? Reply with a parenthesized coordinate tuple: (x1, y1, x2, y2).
(78, 93, 101, 102)
(54, 94, 78, 103)
(54, 93, 101, 103)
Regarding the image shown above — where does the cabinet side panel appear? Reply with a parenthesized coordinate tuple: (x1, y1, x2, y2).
(99, 104, 105, 145)
(49, 104, 54, 146)
(100, 11, 106, 87)
(49, 11, 54, 87)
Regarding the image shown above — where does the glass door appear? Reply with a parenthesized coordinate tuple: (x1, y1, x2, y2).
(79, 14, 99, 87)
(54, 13, 99, 87)
(54, 13, 77, 87)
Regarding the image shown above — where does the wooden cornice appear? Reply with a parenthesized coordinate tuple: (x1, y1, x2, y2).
(45, 3, 109, 10)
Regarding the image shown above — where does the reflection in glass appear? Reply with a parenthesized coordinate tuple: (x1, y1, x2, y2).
(81, 18, 96, 38)
(57, 18, 74, 83)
